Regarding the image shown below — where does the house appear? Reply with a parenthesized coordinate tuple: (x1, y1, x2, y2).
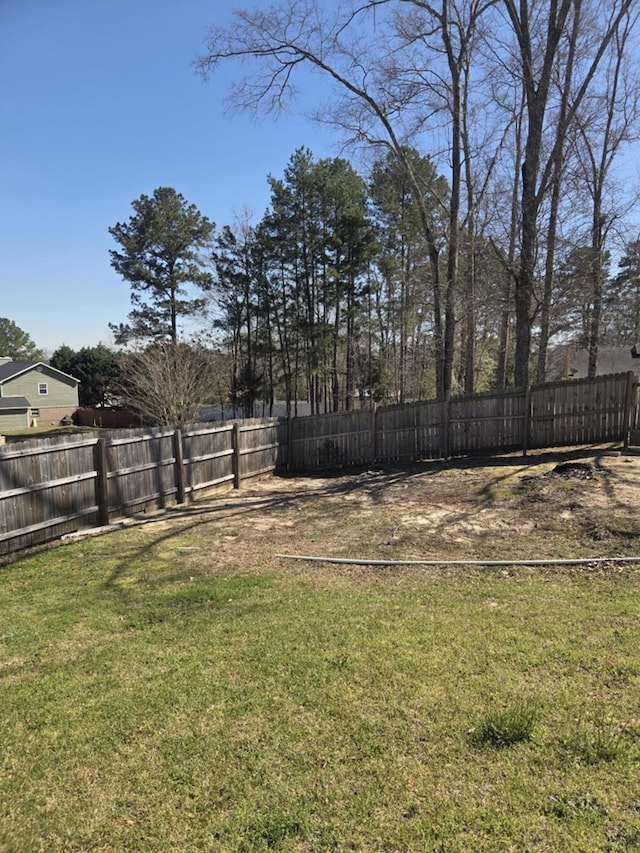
(548, 345, 640, 381)
(0, 357, 79, 430)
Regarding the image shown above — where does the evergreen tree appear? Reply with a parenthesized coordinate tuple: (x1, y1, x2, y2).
(212, 221, 264, 417)
(0, 318, 44, 361)
(109, 187, 215, 345)
(51, 344, 120, 406)
(369, 148, 447, 402)
(257, 149, 375, 412)
(605, 241, 640, 344)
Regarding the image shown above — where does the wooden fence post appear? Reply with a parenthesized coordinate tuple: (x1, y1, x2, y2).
(174, 428, 185, 504)
(522, 386, 531, 457)
(94, 437, 109, 527)
(233, 422, 241, 489)
(370, 404, 377, 465)
(623, 371, 636, 448)
(442, 392, 451, 460)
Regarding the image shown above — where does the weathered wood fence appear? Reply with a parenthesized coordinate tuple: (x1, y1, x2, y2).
(1, 373, 637, 556)
(0, 418, 286, 556)
(287, 372, 637, 468)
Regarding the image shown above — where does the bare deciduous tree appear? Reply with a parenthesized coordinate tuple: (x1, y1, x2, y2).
(116, 342, 217, 426)
(501, 0, 635, 386)
(568, 8, 640, 377)
(197, 0, 638, 395)
(197, 0, 466, 398)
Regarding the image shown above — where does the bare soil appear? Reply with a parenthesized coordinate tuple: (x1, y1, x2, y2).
(131, 445, 640, 571)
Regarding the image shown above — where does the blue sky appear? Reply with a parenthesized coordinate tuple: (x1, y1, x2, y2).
(0, 0, 337, 354)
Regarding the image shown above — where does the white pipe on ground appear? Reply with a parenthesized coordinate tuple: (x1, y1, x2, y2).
(276, 554, 640, 567)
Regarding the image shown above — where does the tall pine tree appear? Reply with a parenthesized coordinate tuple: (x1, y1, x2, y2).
(109, 187, 215, 345)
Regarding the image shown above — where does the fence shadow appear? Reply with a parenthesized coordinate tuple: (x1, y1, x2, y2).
(102, 445, 625, 589)
(100, 472, 403, 590)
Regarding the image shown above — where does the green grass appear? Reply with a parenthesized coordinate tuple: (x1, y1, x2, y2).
(2, 521, 640, 851)
(470, 700, 538, 748)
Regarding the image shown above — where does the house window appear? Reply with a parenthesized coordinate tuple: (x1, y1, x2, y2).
(38, 382, 48, 395)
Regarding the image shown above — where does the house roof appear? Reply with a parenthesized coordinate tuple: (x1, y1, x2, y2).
(0, 396, 30, 410)
(0, 361, 79, 386)
(564, 346, 640, 379)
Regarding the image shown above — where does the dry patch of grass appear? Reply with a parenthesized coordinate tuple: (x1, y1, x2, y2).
(2, 449, 640, 851)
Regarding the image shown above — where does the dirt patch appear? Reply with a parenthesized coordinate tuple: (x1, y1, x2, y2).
(121, 445, 640, 573)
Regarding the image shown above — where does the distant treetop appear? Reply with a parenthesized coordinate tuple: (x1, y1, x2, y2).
(0, 317, 44, 361)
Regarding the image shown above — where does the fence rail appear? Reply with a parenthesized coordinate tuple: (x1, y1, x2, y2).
(1, 373, 637, 557)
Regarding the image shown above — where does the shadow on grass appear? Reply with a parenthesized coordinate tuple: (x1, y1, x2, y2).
(100, 467, 424, 590)
(92, 444, 636, 591)
(475, 446, 621, 501)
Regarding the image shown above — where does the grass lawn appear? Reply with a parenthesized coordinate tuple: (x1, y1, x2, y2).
(2, 460, 640, 851)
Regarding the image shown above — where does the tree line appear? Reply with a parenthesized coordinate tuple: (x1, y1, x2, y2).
(104, 131, 640, 422)
(196, 0, 640, 399)
(108, 0, 640, 420)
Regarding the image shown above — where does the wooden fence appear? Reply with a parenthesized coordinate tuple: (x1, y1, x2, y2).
(1, 373, 637, 557)
(287, 372, 637, 469)
(0, 418, 286, 556)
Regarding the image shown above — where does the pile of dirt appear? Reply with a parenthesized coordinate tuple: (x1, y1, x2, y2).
(546, 461, 597, 480)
